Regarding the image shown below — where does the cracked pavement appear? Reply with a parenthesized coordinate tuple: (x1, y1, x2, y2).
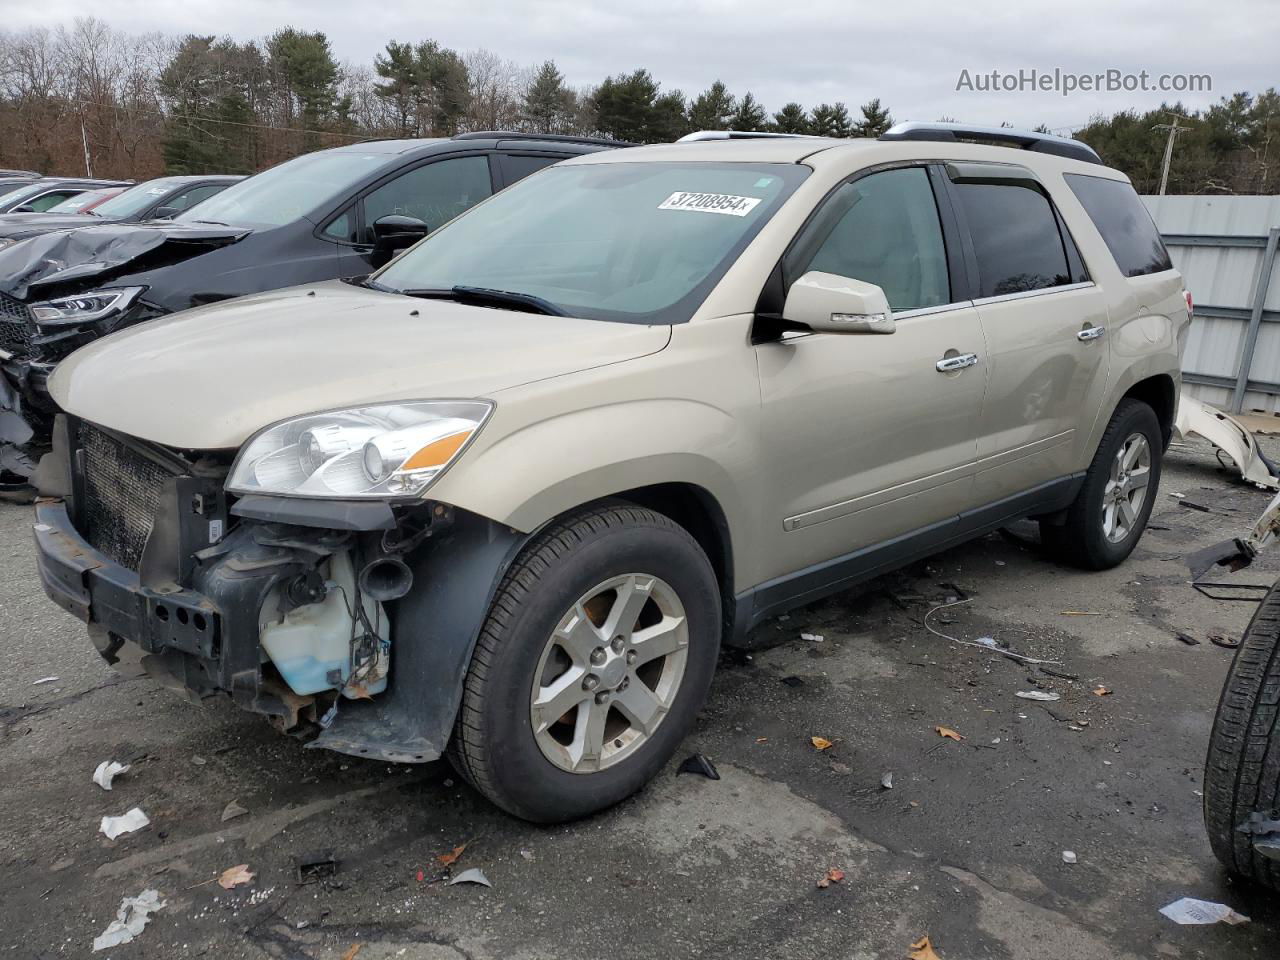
(3, 435, 1280, 958)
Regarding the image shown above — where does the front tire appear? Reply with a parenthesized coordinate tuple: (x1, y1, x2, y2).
(1204, 581, 1280, 892)
(1042, 398, 1162, 570)
(447, 504, 721, 822)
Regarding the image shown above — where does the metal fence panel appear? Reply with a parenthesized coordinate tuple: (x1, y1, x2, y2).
(1142, 194, 1280, 412)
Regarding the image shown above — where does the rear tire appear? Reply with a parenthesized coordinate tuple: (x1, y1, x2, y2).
(1041, 398, 1161, 570)
(447, 504, 720, 823)
(1204, 582, 1280, 892)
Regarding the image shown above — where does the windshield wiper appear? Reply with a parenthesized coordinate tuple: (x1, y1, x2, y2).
(188, 219, 230, 226)
(401, 285, 567, 317)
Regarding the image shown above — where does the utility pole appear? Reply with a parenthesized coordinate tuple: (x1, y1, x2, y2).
(80, 120, 92, 177)
(1153, 113, 1194, 195)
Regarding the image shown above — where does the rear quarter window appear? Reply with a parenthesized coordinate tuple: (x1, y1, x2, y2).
(1064, 174, 1173, 278)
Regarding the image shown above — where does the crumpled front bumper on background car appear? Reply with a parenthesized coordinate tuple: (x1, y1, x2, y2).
(32, 414, 527, 764)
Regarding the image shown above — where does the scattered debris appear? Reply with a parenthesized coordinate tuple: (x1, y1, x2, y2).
(1175, 632, 1201, 646)
(100, 808, 150, 840)
(92, 889, 165, 951)
(801, 632, 824, 643)
(677, 753, 721, 779)
(519, 849, 535, 862)
(220, 801, 248, 823)
(92, 761, 130, 791)
(755, 737, 769, 743)
(437, 843, 467, 867)
(190, 755, 207, 766)
(1159, 897, 1250, 925)
(934, 726, 964, 741)
(1093, 685, 1112, 697)
(1016, 690, 1060, 702)
(810, 736, 834, 751)
(217, 864, 254, 890)
(1062, 850, 1077, 864)
(296, 850, 337, 884)
(1060, 610, 1103, 616)
(908, 935, 942, 960)
(1178, 499, 1212, 513)
(780, 675, 805, 687)
(1209, 634, 1241, 649)
(924, 598, 1060, 664)
(880, 771, 894, 790)
(1039, 667, 1080, 681)
(816, 867, 845, 888)
(341, 945, 363, 960)
(448, 868, 492, 888)
(31, 676, 59, 685)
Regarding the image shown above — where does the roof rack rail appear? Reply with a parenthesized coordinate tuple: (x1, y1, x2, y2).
(452, 131, 636, 148)
(878, 122, 1102, 165)
(677, 130, 815, 142)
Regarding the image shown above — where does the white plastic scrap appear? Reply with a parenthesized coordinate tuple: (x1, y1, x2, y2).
(92, 760, 131, 791)
(880, 771, 894, 790)
(92, 889, 165, 951)
(32, 676, 59, 685)
(448, 868, 492, 888)
(1159, 897, 1249, 925)
(1016, 690, 1061, 702)
(800, 633, 824, 643)
(1061, 850, 1077, 864)
(100, 807, 150, 840)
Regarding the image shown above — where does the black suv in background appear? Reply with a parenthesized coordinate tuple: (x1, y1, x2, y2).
(0, 132, 625, 494)
(0, 175, 243, 247)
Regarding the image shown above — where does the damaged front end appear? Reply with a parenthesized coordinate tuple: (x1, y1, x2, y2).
(33, 415, 525, 763)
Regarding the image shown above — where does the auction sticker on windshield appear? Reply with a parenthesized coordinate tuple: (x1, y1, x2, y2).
(658, 192, 762, 217)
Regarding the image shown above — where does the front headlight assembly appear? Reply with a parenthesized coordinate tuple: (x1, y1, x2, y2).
(30, 286, 144, 326)
(226, 400, 493, 499)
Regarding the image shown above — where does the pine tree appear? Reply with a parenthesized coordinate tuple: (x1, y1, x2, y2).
(772, 102, 810, 134)
(730, 92, 768, 131)
(688, 80, 736, 131)
(809, 103, 838, 137)
(854, 97, 893, 137)
(828, 102, 853, 138)
(652, 90, 690, 141)
(523, 60, 573, 133)
(592, 69, 663, 142)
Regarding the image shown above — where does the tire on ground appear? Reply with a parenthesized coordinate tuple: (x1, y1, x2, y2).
(1041, 397, 1162, 570)
(1204, 581, 1280, 892)
(447, 503, 721, 823)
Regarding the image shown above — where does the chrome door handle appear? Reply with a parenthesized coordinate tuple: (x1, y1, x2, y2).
(935, 353, 979, 372)
(1077, 325, 1106, 341)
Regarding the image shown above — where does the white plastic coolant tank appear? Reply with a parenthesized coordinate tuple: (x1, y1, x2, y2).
(260, 551, 387, 696)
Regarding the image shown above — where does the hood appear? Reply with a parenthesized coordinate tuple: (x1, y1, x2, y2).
(0, 212, 100, 240)
(51, 282, 672, 449)
(0, 220, 250, 299)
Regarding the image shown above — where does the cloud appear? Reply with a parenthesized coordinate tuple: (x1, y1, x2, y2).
(6, 0, 1269, 129)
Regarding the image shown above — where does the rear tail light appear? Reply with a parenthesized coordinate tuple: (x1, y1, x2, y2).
(1184, 290, 1194, 316)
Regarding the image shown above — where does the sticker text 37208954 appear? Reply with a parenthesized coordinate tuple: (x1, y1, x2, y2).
(657, 192, 762, 217)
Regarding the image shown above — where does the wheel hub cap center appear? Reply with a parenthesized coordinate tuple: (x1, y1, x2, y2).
(599, 656, 627, 688)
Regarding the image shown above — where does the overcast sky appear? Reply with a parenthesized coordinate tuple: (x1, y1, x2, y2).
(5, 0, 1271, 131)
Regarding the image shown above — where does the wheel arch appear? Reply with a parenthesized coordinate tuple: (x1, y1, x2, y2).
(1120, 373, 1177, 449)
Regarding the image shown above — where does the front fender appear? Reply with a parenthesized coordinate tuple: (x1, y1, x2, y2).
(427, 397, 753, 563)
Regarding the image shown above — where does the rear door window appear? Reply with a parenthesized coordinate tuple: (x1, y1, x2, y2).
(360, 155, 493, 242)
(30, 190, 80, 212)
(165, 184, 226, 213)
(498, 153, 566, 187)
(953, 181, 1077, 298)
(1065, 174, 1173, 278)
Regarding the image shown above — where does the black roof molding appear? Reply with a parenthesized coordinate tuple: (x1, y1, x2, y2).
(452, 131, 636, 148)
(879, 121, 1103, 165)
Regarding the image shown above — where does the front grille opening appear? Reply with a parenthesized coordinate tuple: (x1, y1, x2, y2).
(79, 423, 176, 571)
(0, 293, 31, 355)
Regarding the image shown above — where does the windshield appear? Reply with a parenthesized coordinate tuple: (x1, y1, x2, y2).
(0, 182, 48, 209)
(90, 178, 182, 219)
(374, 161, 808, 324)
(176, 150, 395, 229)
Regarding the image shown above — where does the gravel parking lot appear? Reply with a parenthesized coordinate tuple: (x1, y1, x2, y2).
(3, 435, 1280, 959)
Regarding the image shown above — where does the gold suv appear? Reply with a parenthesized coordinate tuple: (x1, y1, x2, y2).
(33, 123, 1189, 821)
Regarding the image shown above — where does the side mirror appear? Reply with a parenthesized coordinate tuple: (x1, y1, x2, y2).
(153, 205, 180, 220)
(12, 204, 34, 214)
(782, 271, 896, 334)
(372, 215, 429, 255)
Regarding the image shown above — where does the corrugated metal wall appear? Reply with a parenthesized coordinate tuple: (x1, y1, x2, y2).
(1141, 195, 1280, 413)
